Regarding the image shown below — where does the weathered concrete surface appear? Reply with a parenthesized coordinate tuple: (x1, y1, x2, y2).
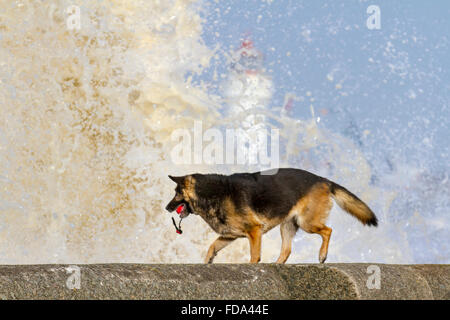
(0, 264, 448, 300)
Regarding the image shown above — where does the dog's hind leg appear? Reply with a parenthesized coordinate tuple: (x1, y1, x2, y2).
(299, 221, 333, 263)
(297, 182, 333, 263)
(276, 219, 298, 264)
(205, 236, 236, 264)
(317, 226, 332, 263)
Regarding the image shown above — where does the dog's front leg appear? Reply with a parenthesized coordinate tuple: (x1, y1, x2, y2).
(247, 227, 262, 263)
(205, 236, 236, 264)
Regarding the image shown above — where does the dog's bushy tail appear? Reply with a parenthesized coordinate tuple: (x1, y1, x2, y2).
(330, 182, 378, 226)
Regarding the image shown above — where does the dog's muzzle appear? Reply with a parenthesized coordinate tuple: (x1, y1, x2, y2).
(165, 200, 193, 218)
(175, 203, 190, 219)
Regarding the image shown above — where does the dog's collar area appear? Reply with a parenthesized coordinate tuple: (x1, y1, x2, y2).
(184, 201, 195, 215)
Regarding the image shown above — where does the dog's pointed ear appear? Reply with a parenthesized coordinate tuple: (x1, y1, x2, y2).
(168, 175, 184, 185)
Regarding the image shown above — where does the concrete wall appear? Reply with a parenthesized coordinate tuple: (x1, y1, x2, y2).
(0, 264, 448, 300)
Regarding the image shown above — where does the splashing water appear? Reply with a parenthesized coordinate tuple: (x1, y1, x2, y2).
(0, 0, 447, 264)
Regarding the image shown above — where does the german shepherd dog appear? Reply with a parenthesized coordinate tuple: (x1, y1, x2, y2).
(165, 168, 377, 264)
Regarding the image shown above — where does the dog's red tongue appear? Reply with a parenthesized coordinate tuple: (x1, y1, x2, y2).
(176, 203, 185, 215)
(175, 203, 190, 219)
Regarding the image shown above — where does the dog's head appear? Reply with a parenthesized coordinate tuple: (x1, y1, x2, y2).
(165, 175, 196, 218)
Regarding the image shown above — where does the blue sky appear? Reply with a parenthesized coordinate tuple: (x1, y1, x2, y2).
(199, 0, 450, 176)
